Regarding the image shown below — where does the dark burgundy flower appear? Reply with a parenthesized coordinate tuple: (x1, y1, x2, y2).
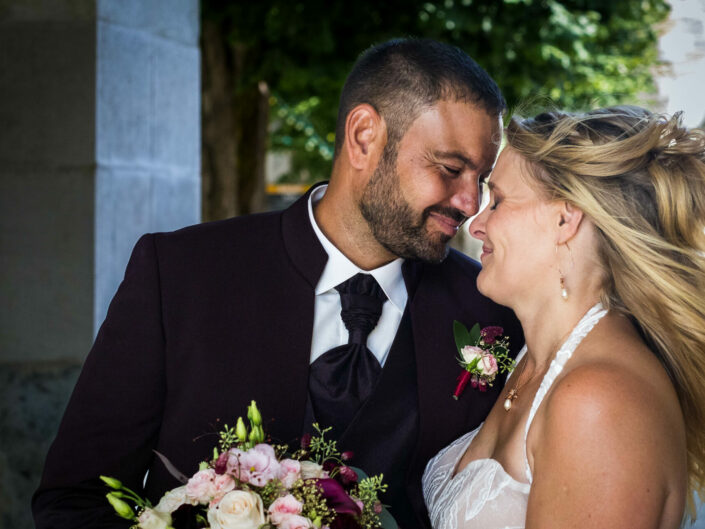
(300, 433, 312, 450)
(480, 326, 503, 344)
(214, 451, 228, 475)
(314, 478, 362, 516)
(373, 501, 383, 514)
(339, 466, 358, 485)
(341, 451, 354, 461)
(323, 460, 337, 473)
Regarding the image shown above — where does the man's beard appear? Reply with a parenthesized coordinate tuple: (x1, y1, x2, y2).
(359, 145, 466, 264)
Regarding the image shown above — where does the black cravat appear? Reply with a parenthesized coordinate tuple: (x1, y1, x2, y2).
(308, 273, 387, 438)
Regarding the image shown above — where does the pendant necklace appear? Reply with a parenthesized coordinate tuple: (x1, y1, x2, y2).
(503, 356, 530, 412)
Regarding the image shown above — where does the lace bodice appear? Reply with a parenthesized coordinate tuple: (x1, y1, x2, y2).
(422, 304, 607, 529)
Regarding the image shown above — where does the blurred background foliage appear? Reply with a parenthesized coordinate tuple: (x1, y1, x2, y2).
(201, 0, 670, 218)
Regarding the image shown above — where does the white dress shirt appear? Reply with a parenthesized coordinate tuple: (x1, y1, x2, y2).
(307, 185, 408, 367)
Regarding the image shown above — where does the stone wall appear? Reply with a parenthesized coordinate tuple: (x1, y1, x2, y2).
(0, 1, 200, 527)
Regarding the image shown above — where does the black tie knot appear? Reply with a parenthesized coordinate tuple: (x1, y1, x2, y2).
(336, 273, 386, 345)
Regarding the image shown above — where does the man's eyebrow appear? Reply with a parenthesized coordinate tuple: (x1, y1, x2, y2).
(432, 150, 478, 170)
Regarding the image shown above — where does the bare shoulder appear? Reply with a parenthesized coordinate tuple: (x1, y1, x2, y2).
(543, 355, 683, 454)
(526, 345, 687, 527)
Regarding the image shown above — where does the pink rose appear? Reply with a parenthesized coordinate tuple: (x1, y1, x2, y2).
(186, 468, 217, 503)
(276, 514, 314, 529)
(278, 459, 301, 488)
(269, 494, 304, 525)
(212, 474, 236, 503)
(479, 354, 498, 376)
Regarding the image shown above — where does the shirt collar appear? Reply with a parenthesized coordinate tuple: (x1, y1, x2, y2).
(307, 185, 408, 313)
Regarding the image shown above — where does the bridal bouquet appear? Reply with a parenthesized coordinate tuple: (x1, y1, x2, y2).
(102, 401, 393, 529)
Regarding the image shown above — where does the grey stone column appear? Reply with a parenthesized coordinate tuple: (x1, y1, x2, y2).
(0, 1, 200, 527)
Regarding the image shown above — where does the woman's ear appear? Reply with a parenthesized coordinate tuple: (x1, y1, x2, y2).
(556, 201, 584, 244)
(344, 104, 385, 171)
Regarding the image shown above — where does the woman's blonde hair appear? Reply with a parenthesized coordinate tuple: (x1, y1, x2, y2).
(506, 105, 705, 515)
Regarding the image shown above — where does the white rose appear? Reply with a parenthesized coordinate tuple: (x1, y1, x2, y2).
(299, 461, 328, 480)
(207, 490, 265, 529)
(155, 485, 189, 513)
(461, 345, 483, 364)
(137, 508, 172, 529)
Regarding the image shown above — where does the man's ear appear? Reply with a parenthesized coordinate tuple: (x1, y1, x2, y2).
(556, 201, 584, 244)
(344, 104, 385, 171)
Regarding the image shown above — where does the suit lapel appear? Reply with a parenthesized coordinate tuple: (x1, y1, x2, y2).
(408, 263, 505, 471)
(262, 184, 328, 441)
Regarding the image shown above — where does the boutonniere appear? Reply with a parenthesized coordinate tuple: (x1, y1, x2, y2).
(452, 322, 514, 400)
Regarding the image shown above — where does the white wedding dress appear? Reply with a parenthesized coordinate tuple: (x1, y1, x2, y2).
(422, 304, 607, 529)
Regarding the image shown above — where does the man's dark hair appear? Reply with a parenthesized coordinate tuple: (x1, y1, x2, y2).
(333, 38, 505, 157)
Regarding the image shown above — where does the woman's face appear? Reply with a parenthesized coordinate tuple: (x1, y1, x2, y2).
(469, 147, 560, 308)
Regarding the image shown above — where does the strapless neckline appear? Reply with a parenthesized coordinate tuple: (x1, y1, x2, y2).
(450, 424, 531, 492)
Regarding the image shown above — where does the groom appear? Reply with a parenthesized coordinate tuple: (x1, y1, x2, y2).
(33, 38, 522, 529)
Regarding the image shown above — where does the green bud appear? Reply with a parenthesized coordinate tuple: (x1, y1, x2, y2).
(199, 461, 210, 471)
(312, 516, 322, 528)
(106, 492, 135, 520)
(248, 400, 262, 426)
(236, 417, 248, 442)
(257, 425, 265, 443)
(99, 476, 122, 490)
(248, 427, 258, 443)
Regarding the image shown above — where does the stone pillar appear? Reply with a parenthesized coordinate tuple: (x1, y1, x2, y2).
(0, 1, 200, 526)
(655, 0, 705, 128)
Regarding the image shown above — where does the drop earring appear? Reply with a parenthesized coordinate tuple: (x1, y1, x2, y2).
(556, 244, 568, 301)
(559, 269, 568, 300)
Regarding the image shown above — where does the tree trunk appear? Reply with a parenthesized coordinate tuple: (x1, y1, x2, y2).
(201, 18, 239, 221)
(201, 21, 269, 221)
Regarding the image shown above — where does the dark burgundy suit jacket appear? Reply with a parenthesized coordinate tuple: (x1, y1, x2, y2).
(33, 185, 522, 528)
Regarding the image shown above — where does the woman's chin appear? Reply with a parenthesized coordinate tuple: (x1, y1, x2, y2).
(476, 272, 495, 300)
(477, 272, 512, 308)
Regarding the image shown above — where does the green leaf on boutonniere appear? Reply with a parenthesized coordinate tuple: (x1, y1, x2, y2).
(453, 320, 471, 353)
(468, 323, 481, 345)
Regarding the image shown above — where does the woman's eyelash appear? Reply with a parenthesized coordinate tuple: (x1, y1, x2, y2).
(489, 197, 501, 210)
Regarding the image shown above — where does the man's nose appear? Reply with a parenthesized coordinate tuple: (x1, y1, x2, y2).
(449, 181, 479, 218)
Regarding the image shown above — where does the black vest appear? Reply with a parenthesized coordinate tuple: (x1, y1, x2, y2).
(306, 309, 420, 529)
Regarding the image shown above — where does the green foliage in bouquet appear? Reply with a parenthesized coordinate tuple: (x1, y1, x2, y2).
(101, 400, 396, 529)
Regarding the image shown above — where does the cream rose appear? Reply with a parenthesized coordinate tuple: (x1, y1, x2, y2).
(207, 490, 265, 529)
(299, 461, 328, 480)
(461, 345, 483, 364)
(137, 508, 172, 529)
(155, 485, 188, 513)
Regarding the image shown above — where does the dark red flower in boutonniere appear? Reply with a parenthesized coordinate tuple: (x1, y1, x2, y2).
(452, 321, 515, 400)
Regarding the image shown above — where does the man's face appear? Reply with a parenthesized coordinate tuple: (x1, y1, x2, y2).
(360, 100, 502, 263)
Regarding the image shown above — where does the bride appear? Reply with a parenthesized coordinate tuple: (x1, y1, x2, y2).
(423, 106, 705, 528)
